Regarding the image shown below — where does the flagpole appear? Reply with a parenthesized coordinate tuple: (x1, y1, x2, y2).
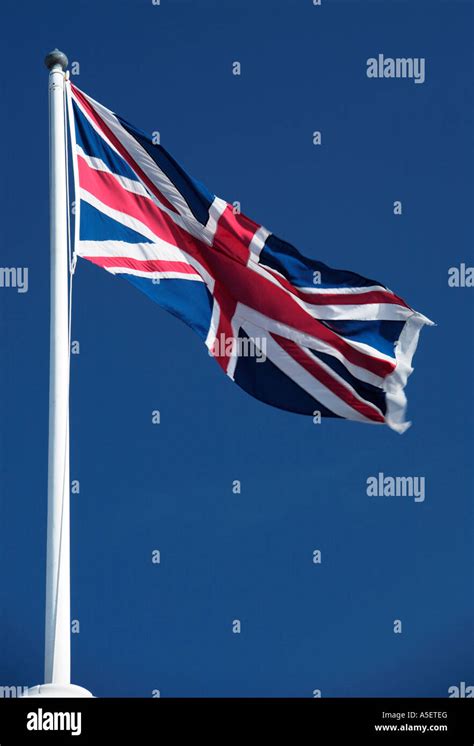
(27, 49, 92, 698)
(44, 47, 71, 688)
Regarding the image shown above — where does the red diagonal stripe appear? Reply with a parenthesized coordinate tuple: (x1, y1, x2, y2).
(77, 157, 213, 268)
(71, 84, 178, 216)
(272, 333, 386, 424)
(261, 265, 410, 308)
(85, 256, 200, 275)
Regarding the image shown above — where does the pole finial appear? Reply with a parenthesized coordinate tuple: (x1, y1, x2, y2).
(44, 49, 68, 71)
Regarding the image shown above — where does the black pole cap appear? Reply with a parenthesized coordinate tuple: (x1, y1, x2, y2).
(44, 49, 68, 71)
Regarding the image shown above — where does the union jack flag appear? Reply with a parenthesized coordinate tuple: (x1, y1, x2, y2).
(67, 82, 433, 433)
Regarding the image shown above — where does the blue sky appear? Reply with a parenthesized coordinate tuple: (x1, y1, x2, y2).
(0, 0, 473, 697)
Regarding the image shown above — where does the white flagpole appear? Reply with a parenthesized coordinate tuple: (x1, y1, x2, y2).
(27, 49, 92, 698)
(44, 47, 71, 688)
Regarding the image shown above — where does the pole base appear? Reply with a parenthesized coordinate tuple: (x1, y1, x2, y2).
(23, 684, 94, 698)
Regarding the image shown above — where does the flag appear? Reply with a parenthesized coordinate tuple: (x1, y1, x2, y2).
(66, 82, 433, 433)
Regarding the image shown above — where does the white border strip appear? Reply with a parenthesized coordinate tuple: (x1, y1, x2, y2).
(383, 312, 434, 433)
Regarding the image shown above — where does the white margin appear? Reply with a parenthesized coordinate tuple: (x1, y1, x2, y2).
(65, 79, 80, 269)
(383, 311, 435, 433)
